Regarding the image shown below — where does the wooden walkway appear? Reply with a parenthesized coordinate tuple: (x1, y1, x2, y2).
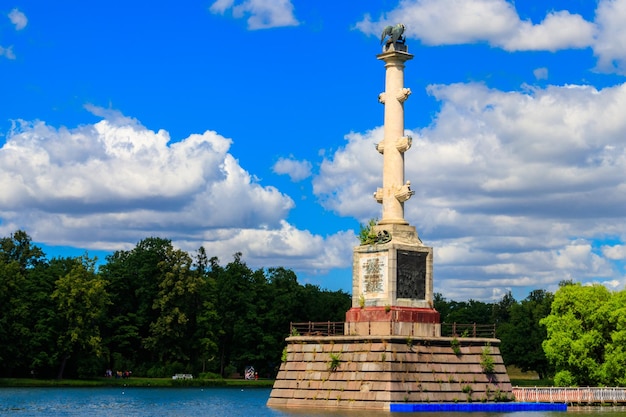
(513, 387, 626, 404)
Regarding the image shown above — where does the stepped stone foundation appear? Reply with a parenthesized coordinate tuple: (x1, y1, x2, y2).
(267, 335, 513, 411)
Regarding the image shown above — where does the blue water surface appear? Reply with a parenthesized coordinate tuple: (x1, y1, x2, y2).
(1, 387, 625, 416)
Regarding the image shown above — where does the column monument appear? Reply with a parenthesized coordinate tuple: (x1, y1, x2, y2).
(268, 27, 512, 410)
(345, 32, 440, 337)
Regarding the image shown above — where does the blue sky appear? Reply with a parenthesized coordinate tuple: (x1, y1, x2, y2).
(2, 0, 625, 301)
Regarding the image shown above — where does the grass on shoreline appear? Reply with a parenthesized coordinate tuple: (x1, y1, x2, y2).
(0, 377, 274, 388)
(507, 366, 554, 387)
(0, 366, 552, 389)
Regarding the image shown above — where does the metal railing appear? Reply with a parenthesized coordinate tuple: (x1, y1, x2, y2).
(513, 387, 626, 404)
(441, 322, 497, 338)
(290, 321, 344, 336)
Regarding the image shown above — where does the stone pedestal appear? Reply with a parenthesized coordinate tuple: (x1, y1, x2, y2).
(347, 224, 440, 337)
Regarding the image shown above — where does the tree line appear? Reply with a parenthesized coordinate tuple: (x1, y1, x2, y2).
(1, 230, 623, 386)
(0, 231, 350, 379)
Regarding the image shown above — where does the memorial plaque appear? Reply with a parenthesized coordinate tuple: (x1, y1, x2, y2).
(361, 255, 387, 294)
(397, 250, 426, 299)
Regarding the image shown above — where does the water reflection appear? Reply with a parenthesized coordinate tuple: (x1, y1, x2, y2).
(0, 387, 625, 417)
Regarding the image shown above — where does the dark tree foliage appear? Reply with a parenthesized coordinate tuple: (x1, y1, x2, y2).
(498, 290, 554, 379)
(435, 293, 494, 325)
(0, 231, 351, 379)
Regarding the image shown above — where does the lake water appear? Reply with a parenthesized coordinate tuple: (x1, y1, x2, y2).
(0, 387, 625, 417)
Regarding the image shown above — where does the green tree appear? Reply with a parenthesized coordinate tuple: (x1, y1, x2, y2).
(0, 230, 53, 377)
(26, 257, 76, 377)
(433, 292, 450, 322)
(444, 299, 493, 325)
(52, 256, 110, 379)
(193, 252, 219, 374)
(100, 237, 173, 372)
(541, 283, 613, 386)
(144, 246, 205, 365)
(0, 230, 45, 271)
(601, 290, 626, 385)
(214, 252, 256, 376)
(0, 259, 28, 376)
(498, 289, 554, 378)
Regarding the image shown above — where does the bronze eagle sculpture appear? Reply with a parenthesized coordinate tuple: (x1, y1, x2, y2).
(380, 23, 406, 45)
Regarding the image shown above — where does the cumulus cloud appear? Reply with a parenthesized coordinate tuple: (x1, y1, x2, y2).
(313, 128, 383, 221)
(272, 156, 312, 182)
(209, 0, 299, 30)
(356, 0, 626, 74)
(8, 8, 27, 30)
(0, 108, 350, 273)
(602, 244, 626, 260)
(593, 0, 626, 74)
(356, 0, 595, 52)
(313, 81, 626, 300)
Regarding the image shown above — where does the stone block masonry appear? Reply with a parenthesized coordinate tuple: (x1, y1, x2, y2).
(267, 335, 513, 411)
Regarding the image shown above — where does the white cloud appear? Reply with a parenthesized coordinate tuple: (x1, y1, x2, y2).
(356, 0, 595, 52)
(0, 45, 15, 60)
(313, 128, 383, 220)
(272, 156, 312, 182)
(602, 244, 626, 260)
(8, 8, 27, 30)
(0, 109, 353, 275)
(210, 0, 234, 14)
(313, 81, 626, 300)
(593, 0, 626, 74)
(178, 221, 355, 273)
(501, 10, 595, 51)
(209, 0, 299, 30)
(534, 67, 548, 80)
(356, 0, 626, 74)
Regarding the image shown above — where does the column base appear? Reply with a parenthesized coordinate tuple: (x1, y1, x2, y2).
(345, 306, 440, 337)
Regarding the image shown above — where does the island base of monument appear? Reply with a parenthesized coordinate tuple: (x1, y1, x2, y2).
(345, 306, 441, 337)
(267, 335, 513, 411)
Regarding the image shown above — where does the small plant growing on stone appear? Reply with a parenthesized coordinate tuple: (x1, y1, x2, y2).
(381, 353, 386, 362)
(480, 343, 495, 374)
(281, 347, 288, 362)
(451, 337, 461, 356)
(358, 294, 366, 308)
(290, 327, 300, 336)
(358, 218, 378, 245)
(406, 336, 413, 349)
(384, 304, 391, 313)
(329, 353, 341, 372)
(462, 385, 473, 402)
(493, 389, 511, 402)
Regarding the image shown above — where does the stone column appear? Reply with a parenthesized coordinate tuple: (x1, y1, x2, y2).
(375, 43, 414, 225)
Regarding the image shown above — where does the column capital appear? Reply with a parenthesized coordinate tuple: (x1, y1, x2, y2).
(377, 44, 414, 63)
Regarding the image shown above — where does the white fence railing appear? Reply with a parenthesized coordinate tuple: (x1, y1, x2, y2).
(513, 387, 626, 404)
